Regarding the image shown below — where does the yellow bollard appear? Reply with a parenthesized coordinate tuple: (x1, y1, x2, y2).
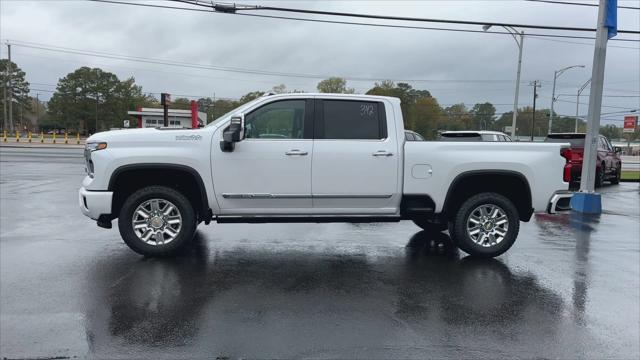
(40, 131, 44, 143)
(28, 131, 32, 143)
(76, 132, 80, 145)
(2, 130, 6, 142)
(64, 131, 69, 144)
(16, 131, 20, 142)
(53, 132, 56, 144)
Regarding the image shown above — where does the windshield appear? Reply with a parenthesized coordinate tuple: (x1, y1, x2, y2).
(205, 97, 264, 127)
(545, 134, 586, 147)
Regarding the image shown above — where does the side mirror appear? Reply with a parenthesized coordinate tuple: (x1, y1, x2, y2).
(614, 146, 622, 154)
(220, 114, 245, 152)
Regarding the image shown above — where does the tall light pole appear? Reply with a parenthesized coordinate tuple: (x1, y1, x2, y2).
(576, 79, 591, 132)
(483, 24, 524, 140)
(550, 64, 585, 133)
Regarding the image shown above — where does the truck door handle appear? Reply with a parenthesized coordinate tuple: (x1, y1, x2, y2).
(372, 150, 393, 157)
(285, 149, 308, 156)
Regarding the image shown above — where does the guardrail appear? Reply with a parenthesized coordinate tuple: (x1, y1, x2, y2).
(2, 131, 85, 145)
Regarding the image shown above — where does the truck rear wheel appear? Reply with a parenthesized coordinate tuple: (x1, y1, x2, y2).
(448, 192, 519, 258)
(118, 186, 197, 256)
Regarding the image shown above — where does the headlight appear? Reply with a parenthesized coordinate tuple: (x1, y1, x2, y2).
(84, 141, 107, 177)
(85, 141, 107, 152)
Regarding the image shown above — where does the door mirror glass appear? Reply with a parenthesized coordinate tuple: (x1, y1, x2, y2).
(614, 146, 622, 154)
(220, 114, 245, 152)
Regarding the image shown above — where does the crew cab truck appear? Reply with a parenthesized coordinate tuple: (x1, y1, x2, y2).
(80, 93, 572, 258)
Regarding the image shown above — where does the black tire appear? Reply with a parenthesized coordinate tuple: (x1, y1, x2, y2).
(412, 218, 448, 233)
(610, 165, 621, 185)
(448, 192, 520, 258)
(595, 163, 605, 187)
(118, 186, 197, 256)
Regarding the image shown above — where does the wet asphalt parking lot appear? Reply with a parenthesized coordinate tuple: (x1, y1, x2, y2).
(1, 145, 639, 359)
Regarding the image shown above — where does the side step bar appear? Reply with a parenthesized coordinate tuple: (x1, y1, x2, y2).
(215, 215, 402, 224)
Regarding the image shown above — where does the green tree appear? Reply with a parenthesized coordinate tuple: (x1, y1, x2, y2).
(47, 67, 151, 133)
(1, 59, 31, 130)
(494, 107, 556, 138)
(366, 81, 438, 138)
(412, 96, 444, 139)
(317, 77, 355, 94)
(443, 104, 474, 130)
(239, 91, 265, 103)
(171, 97, 192, 110)
(600, 124, 621, 140)
(471, 102, 496, 130)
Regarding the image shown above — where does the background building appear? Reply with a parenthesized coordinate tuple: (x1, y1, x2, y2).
(127, 100, 206, 128)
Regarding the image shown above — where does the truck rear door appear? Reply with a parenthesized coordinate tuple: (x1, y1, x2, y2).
(311, 98, 400, 214)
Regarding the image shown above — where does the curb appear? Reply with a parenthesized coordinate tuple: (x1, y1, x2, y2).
(0, 144, 84, 149)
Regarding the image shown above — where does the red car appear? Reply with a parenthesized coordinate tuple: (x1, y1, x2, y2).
(545, 133, 622, 187)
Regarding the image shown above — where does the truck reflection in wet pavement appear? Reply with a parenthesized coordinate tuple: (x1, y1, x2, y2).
(84, 231, 574, 359)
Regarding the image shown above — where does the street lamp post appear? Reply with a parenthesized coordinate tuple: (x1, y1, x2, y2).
(550, 65, 585, 133)
(483, 25, 524, 140)
(576, 79, 592, 132)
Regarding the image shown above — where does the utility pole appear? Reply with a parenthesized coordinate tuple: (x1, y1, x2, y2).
(95, 93, 99, 132)
(35, 93, 39, 129)
(572, 0, 615, 214)
(3, 55, 6, 131)
(530, 80, 541, 141)
(7, 43, 13, 133)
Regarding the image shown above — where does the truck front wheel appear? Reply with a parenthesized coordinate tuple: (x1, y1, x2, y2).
(448, 192, 519, 258)
(118, 186, 197, 256)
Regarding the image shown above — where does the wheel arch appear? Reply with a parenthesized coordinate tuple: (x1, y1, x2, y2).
(108, 163, 211, 223)
(442, 170, 533, 222)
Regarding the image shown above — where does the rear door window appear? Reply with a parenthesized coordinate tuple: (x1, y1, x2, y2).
(316, 100, 387, 140)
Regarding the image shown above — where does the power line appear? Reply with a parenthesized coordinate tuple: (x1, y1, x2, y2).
(556, 94, 640, 98)
(86, 0, 640, 42)
(525, 0, 640, 11)
(8, 39, 544, 83)
(173, 0, 640, 34)
(528, 35, 640, 49)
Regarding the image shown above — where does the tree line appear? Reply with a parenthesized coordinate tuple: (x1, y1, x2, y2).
(1, 61, 636, 140)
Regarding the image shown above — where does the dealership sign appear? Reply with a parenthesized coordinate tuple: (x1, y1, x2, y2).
(623, 115, 638, 133)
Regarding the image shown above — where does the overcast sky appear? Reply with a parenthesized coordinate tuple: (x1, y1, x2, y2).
(1, 0, 639, 125)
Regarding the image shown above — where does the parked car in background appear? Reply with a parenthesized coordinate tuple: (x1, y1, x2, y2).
(544, 133, 621, 187)
(439, 131, 512, 142)
(405, 130, 425, 141)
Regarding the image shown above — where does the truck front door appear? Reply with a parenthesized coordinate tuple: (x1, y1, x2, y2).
(211, 99, 314, 214)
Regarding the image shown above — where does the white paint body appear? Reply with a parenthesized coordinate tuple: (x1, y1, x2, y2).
(79, 93, 568, 221)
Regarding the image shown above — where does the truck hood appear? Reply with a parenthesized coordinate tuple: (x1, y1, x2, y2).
(86, 127, 210, 145)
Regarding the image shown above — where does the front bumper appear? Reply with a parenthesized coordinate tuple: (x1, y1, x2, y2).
(79, 187, 113, 220)
(547, 190, 574, 214)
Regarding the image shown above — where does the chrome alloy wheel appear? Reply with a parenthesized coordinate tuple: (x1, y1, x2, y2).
(132, 198, 182, 246)
(466, 204, 509, 248)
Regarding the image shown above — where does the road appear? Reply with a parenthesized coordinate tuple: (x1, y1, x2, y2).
(1, 146, 639, 359)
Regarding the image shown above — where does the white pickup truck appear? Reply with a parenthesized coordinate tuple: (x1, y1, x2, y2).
(79, 93, 572, 258)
